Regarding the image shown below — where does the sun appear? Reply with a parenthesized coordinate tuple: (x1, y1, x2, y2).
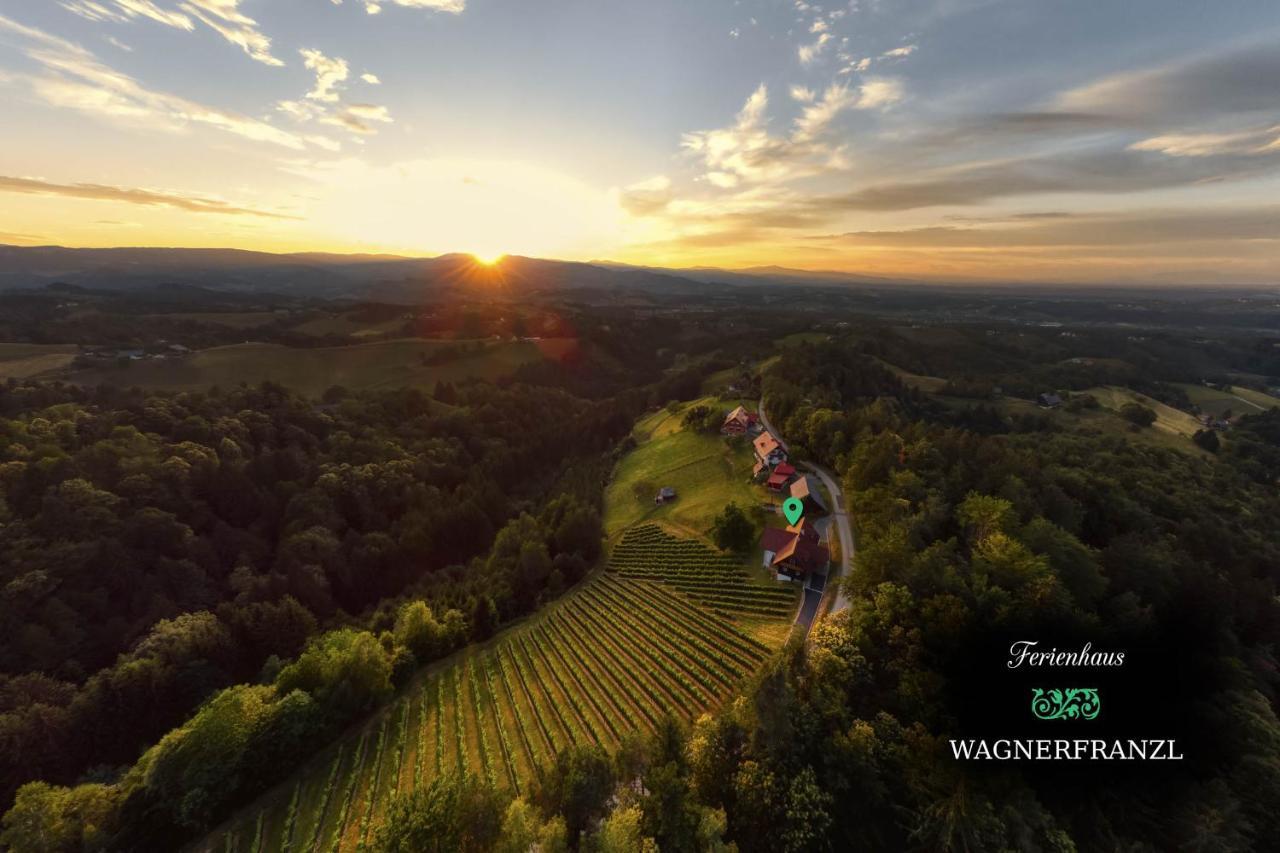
(471, 251, 505, 266)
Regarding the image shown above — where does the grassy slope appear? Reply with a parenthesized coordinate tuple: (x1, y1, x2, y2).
(1176, 382, 1280, 416)
(873, 349, 1213, 458)
(61, 338, 572, 397)
(142, 312, 283, 329)
(603, 397, 761, 540)
(291, 314, 408, 339)
(0, 343, 79, 380)
(871, 356, 948, 394)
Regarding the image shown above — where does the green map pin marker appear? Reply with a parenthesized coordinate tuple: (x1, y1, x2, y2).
(782, 497, 804, 526)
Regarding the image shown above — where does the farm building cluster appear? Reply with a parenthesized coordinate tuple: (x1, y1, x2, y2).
(721, 405, 831, 583)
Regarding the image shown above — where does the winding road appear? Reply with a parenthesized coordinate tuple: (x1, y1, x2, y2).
(758, 402, 854, 635)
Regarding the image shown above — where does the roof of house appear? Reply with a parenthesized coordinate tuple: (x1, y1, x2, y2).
(772, 536, 829, 574)
(724, 405, 751, 423)
(766, 472, 790, 489)
(789, 475, 825, 504)
(786, 519, 821, 543)
(773, 462, 796, 477)
(754, 431, 782, 457)
(760, 527, 795, 554)
(658, 487, 676, 498)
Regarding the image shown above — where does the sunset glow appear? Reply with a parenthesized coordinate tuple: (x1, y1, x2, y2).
(1, 3, 1278, 282)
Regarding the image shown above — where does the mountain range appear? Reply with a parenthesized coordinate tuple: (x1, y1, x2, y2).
(0, 243, 925, 300)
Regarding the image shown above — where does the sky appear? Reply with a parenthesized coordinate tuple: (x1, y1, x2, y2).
(1, 0, 1279, 284)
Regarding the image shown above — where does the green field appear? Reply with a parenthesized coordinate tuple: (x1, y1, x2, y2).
(198, 571, 784, 853)
(62, 338, 572, 397)
(604, 397, 762, 539)
(144, 311, 284, 330)
(0, 343, 78, 380)
(872, 356, 947, 393)
(291, 313, 409, 339)
(984, 386, 1211, 456)
(1176, 382, 1280, 417)
(777, 331, 829, 348)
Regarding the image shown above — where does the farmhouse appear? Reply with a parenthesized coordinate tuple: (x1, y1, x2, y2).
(765, 462, 797, 492)
(760, 521, 828, 580)
(753, 430, 787, 467)
(789, 475, 828, 514)
(1038, 393, 1063, 409)
(760, 526, 795, 564)
(772, 536, 829, 581)
(654, 486, 677, 505)
(721, 405, 759, 435)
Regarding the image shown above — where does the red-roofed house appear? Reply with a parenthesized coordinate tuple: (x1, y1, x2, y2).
(760, 520, 828, 580)
(721, 405, 759, 435)
(771, 535, 829, 581)
(765, 462, 797, 492)
(753, 431, 787, 467)
(786, 518, 821, 543)
(789, 474, 828, 514)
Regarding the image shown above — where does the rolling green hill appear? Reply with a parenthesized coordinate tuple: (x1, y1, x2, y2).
(195, 403, 794, 853)
(61, 338, 574, 397)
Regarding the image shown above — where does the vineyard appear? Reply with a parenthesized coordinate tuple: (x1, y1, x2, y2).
(607, 524, 798, 620)
(198, 540, 792, 853)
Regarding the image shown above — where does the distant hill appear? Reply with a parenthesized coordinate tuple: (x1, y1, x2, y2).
(0, 245, 714, 301)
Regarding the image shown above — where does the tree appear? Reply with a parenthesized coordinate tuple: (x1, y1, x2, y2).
(374, 775, 503, 853)
(274, 629, 392, 719)
(712, 503, 755, 553)
(595, 805, 658, 853)
(394, 601, 445, 662)
(0, 781, 119, 853)
(1193, 429, 1221, 452)
(537, 745, 615, 840)
(1120, 402, 1157, 428)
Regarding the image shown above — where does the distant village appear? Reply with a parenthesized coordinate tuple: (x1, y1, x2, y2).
(74, 342, 192, 366)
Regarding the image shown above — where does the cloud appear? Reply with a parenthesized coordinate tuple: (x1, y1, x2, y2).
(618, 175, 673, 216)
(320, 103, 393, 135)
(360, 72, 380, 84)
(1130, 126, 1280, 157)
(794, 83, 858, 141)
(819, 206, 1280, 249)
(789, 85, 815, 103)
(331, 0, 465, 13)
(275, 52, 389, 139)
(108, 0, 193, 29)
(59, 2, 280, 65)
(855, 77, 904, 109)
(0, 14, 309, 148)
(821, 146, 1280, 211)
(0, 174, 298, 218)
(881, 44, 917, 59)
(1056, 42, 1280, 124)
(677, 78, 874, 195)
(299, 48, 349, 102)
(798, 32, 832, 65)
(180, 1, 282, 66)
(61, 2, 128, 23)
